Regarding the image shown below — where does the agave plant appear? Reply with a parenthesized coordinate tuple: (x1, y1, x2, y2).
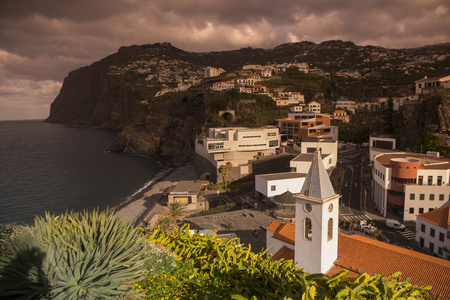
(0, 209, 148, 299)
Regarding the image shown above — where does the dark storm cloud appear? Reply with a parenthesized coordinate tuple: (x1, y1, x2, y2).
(0, 0, 449, 120)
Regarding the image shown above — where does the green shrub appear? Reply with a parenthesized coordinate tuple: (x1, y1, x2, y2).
(149, 225, 439, 300)
(0, 210, 148, 299)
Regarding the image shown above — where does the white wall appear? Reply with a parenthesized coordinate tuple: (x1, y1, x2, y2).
(265, 231, 293, 258)
(415, 218, 447, 258)
(255, 175, 305, 198)
(294, 196, 339, 274)
(404, 185, 450, 221)
(301, 141, 337, 168)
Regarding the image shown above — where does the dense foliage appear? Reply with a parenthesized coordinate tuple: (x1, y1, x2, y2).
(1, 212, 442, 299)
(0, 210, 148, 299)
(147, 225, 439, 300)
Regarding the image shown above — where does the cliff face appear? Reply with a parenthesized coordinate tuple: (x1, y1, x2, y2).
(394, 92, 450, 149)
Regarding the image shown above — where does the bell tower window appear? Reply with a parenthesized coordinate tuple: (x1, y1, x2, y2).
(304, 218, 312, 240)
(328, 218, 333, 241)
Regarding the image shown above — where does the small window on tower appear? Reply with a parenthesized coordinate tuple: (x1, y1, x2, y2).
(304, 218, 312, 241)
(327, 218, 333, 241)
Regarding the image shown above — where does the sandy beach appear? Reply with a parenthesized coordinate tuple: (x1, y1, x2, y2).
(114, 164, 199, 226)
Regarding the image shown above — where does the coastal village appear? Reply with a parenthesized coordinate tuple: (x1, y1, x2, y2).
(3, 40, 450, 298)
(113, 63, 450, 298)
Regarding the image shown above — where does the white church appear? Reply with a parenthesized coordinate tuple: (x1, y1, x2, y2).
(265, 149, 450, 297)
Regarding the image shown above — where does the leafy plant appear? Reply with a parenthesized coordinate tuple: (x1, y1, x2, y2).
(0, 210, 148, 299)
(148, 224, 438, 300)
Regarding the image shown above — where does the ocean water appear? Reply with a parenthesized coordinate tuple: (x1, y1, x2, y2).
(0, 120, 162, 225)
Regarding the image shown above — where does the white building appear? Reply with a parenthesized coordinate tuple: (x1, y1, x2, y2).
(415, 205, 450, 259)
(204, 66, 225, 78)
(195, 127, 280, 182)
(415, 75, 450, 95)
(306, 101, 321, 113)
(372, 152, 450, 221)
(335, 100, 357, 114)
(255, 172, 305, 199)
(369, 134, 397, 163)
(266, 149, 340, 273)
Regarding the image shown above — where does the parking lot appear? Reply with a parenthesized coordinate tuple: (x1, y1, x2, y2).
(184, 208, 276, 253)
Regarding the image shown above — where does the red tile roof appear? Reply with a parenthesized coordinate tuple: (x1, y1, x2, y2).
(270, 245, 295, 261)
(266, 221, 295, 245)
(328, 233, 450, 299)
(267, 221, 450, 299)
(417, 206, 450, 229)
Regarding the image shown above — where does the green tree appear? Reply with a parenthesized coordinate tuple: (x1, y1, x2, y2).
(169, 201, 185, 221)
(219, 162, 233, 190)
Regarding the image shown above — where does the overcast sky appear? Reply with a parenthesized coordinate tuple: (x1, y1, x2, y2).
(0, 0, 449, 120)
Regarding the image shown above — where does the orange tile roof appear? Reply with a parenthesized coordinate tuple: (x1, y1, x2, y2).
(417, 206, 450, 229)
(267, 221, 450, 298)
(266, 221, 295, 245)
(266, 220, 285, 232)
(328, 233, 450, 299)
(271, 245, 295, 261)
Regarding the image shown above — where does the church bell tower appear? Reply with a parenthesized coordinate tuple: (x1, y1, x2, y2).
(294, 148, 340, 274)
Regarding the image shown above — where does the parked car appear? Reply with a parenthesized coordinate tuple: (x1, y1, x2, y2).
(363, 224, 378, 234)
(386, 219, 405, 230)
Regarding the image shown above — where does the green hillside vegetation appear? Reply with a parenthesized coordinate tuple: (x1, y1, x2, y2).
(0, 211, 441, 299)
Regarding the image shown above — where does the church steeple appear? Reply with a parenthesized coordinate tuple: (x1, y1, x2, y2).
(299, 147, 336, 201)
(294, 148, 340, 274)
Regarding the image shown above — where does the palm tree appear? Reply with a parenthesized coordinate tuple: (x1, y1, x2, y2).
(219, 162, 233, 190)
(169, 201, 185, 221)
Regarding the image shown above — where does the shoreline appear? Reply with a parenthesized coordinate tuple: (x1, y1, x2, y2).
(113, 164, 199, 226)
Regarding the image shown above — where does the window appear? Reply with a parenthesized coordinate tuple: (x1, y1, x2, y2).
(430, 194, 435, 201)
(328, 218, 333, 241)
(409, 207, 414, 214)
(208, 142, 224, 150)
(304, 218, 312, 240)
(429, 242, 435, 253)
(430, 228, 435, 237)
(271, 185, 276, 191)
(418, 176, 423, 185)
(316, 121, 322, 125)
(439, 194, 445, 201)
(269, 140, 278, 147)
(410, 194, 415, 200)
(419, 208, 424, 214)
(429, 208, 434, 212)
(440, 232, 445, 242)
(324, 128, 331, 133)
(420, 237, 424, 248)
(438, 247, 443, 256)
(268, 132, 277, 136)
(421, 224, 426, 232)
(428, 176, 433, 185)
(437, 176, 442, 186)
(420, 194, 425, 200)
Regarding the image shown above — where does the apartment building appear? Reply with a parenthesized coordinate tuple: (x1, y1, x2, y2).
(415, 205, 450, 259)
(415, 75, 450, 95)
(277, 113, 338, 142)
(306, 101, 321, 113)
(204, 66, 225, 78)
(334, 100, 357, 114)
(332, 110, 349, 123)
(195, 127, 280, 182)
(372, 153, 450, 221)
(369, 134, 397, 163)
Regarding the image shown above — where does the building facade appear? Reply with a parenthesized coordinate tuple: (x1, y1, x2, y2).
(277, 113, 338, 142)
(372, 153, 450, 221)
(195, 126, 280, 182)
(415, 205, 450, 259)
